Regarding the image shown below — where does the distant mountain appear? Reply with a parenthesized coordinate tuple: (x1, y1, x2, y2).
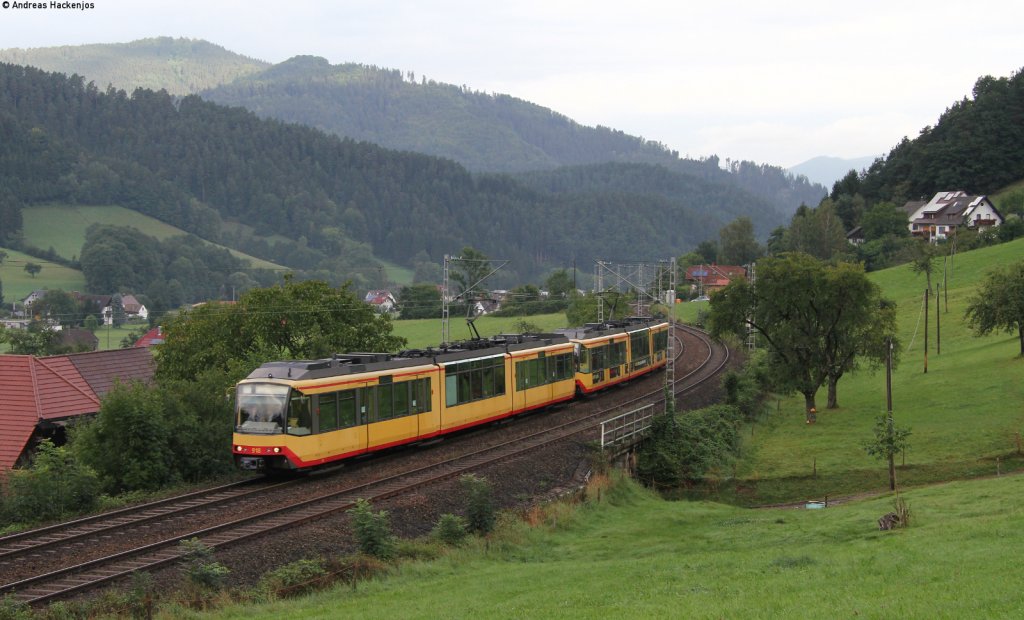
(0, 37, 268, 95)
(0, 40, 825, 215)
(0, 64, 798, 298)
(787, 155, 878, 189)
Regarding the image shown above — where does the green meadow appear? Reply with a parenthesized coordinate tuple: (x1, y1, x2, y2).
(0, 247, 87, 303)
(21, 205, 286, 270)
(723, 238, 1024, 505)
(198, 474, 1024, 619)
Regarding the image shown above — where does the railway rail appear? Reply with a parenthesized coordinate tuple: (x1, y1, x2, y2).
(0, 323, 727, 606)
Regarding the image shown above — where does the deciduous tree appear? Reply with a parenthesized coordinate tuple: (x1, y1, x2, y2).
(965, 260, 1024, 356)
(708, 253, 896, 410)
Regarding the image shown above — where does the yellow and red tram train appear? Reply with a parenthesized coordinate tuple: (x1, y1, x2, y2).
(232, 318, 668, 472)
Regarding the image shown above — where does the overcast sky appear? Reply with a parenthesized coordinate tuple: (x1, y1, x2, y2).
(1, 0, 1021, 167)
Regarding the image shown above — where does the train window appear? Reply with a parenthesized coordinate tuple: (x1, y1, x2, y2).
(377, 384, 394, 421)
(413, 378, 432, 413)
(630, 330, 650, 357)
(592, 346, 606, 371)
(357, 387, 373, 425)
(654, 329, 668, 353)
(394, 381, 411, 418)
(319, 393, 340, 433)
(287, 392, 313, 435)
(339, 391, 357, 428)
(577, 346, 590, 373)
(445, 374, 458, 407)
(446, 357, 505, 405)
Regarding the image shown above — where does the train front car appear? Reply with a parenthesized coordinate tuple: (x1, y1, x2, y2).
(232, 353, 441, 473)
(233, 379, 294, 471)
(565, 318, 669, 394)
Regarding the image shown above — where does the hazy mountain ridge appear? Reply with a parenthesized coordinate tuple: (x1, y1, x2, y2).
(0, 39, 825, 216)
(0, 37, 269, 95)
(787, 155, 879, 189)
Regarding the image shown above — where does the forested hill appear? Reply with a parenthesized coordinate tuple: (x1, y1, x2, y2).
(849, 68, 1024, 203)
(201, 55, 825, 211)
(0, 40, 824, 214)
(0, 37, 268, 96)
(0, 63, 788, 288)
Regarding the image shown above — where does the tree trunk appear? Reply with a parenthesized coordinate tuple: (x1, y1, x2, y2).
(827, 377, 839, 409)
(803, 391, 816, 412)
(1019, 324, 1023, 357)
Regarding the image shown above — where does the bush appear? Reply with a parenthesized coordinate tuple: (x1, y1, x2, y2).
(2, 440, 100, 524)
(636, 405, 742, 488)
(179, 538, 230, 591)
(258, 558, 327, 598)
(432, 513, 469, 546)
(460, 474, 496, 535)
(349, 499, 395, 559)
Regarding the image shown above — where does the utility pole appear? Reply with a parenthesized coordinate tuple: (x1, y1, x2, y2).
(935, 283, 941, 355)
(886, 337, 896, 491)
(923, 288, 929, 374)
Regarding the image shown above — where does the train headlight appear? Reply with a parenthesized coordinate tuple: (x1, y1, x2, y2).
(235, 445, 243, 452)
(273, 447, 281, 453)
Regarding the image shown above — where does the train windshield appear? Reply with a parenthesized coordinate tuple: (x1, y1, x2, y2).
(236, 383, 290, 434)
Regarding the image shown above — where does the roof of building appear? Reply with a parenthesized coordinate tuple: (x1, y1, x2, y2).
(684, 264, 746, 281)
(133, 326, 165, 348)
(0, 348, 155, 470)
(59, 328, 99, 351)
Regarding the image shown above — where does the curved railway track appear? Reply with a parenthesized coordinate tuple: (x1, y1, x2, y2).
(0, 323, 728, 606)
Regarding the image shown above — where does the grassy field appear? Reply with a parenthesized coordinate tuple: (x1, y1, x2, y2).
(718, 238, 1024, 505)
(391, 313, 572, 349)
(21, 205, 285, 270)
(198, 474, 1024, 619)
(0, 247, 88, 302)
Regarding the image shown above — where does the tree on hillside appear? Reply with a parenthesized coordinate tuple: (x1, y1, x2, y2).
(861, 201, 910, 241)
(718, 216, 762, 265)
(707, 252, 896, 410)
(156, 277, 406, 384)
(0, 249, 7, 264)
(24, 262, 42, 278)
(398, 283, 443, 320)
(910, 242, 939, 292)
(448, 247, 496, 301)
(785, 201, 850, 261)
(964, 260, 1024, 356)
(544, 268, 574, 298)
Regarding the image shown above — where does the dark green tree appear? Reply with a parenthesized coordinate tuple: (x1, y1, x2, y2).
(23, 262, 42, 278)
(718, 216, 762, 265)
(544, 268, 574, 298)
(861, 201, 910, 241)
(397, 283, 443, 320)
(708, 253, 895, 410)
(157, 278, 406, 384)
(964, 260, 1024, 356)
(70, 381, 180, 492)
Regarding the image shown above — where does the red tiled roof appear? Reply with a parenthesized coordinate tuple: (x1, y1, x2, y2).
(66, 348, 155, 398)
(0, 348, 156, 470)
(134, 326, 164, 348)
(0, 356, 40, 471)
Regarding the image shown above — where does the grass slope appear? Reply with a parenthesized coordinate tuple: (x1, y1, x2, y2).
(725, 238, 1024, 505)
(391, 313, 571, 350)
(0, 247, 87, 303)
(22, 205, 285, 271)
(205, 475, 1024, 618)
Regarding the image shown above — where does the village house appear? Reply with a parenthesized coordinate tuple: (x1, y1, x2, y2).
(364, 289, 397, 313)
(904, 191, 1004, 242)
(684, 264, 747, 298)
(0, 348, 156, 470)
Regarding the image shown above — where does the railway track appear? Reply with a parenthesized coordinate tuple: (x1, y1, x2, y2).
(0, 323, 727, 606)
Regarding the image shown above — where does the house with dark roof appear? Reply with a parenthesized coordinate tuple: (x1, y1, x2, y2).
(904, 191, 1004, 242)
(0, 348, 155, 470)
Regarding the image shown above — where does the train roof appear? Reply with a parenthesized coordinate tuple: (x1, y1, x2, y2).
(243, 333, 571, 381)
(556, 317, 666, 340)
